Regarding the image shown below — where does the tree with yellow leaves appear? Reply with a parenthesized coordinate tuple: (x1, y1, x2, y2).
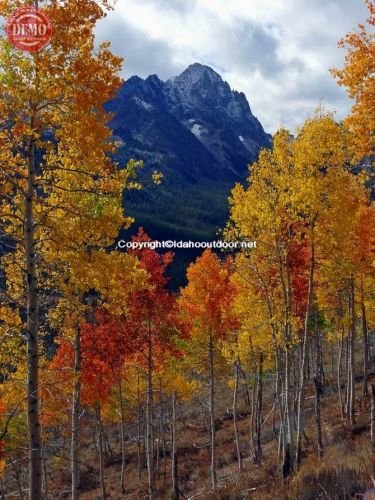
(0, 1, 138, 497)
(315, 169, 375, 426)
(226, 112, 364, 473)
(331, 0, 375, 158)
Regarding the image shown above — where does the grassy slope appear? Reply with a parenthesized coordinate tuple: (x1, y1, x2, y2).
(70, 341, 375, 500)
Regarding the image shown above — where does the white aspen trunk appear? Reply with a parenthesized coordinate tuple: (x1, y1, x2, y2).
(40, 402, 48, 500)
(295, 234, 315, 466)
(171, 392, 179, 500)
(361, 289, 369, 397)
(11, 461, 24, 500)
(345, 335, 350, 418)
(71, 328, 81, 500)
(25, 137, 42, 500)
(158, 379, 166, 484)
(208, 329, 216, 491)
(283, 347, 293, 478)
(250, 369, 257, 462)
(337, 330, 345, 422)
(118, 381, 126, 494)
(349, 280, 356, 428)
(233, 361, 242, 472)
(96, 406, 106, 500)
(370, 384, 375, 450)
(275, 349, 284, 459)
(137, 372, 142, 482)
(255, 353, 263, 465)
(314, 327, 323, 458)
(146, 321, 154, 500)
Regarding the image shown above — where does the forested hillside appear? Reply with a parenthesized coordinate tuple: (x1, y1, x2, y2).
(105, 63, 271, 286)
(0, 1, 374, 500)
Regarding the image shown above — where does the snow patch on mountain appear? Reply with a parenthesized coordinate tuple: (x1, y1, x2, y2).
(191, 123, 206, 138)
(133, 96, 153, 111)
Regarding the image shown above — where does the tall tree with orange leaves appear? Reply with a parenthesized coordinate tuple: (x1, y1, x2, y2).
(331, 0, 375, 158)
(179, 249, 238, 492)
(0, 1, 132, 497)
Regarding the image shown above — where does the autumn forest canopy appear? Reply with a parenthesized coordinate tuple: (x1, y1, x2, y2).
(0, 1, 375, 499)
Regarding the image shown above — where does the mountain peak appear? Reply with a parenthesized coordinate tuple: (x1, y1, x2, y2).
(109, 63, 271, 176)
(167, 63, 224, 87)
(178, 63, 222, 84)
(106, 63, 271, 264)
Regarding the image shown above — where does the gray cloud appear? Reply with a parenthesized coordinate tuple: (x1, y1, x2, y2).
(226, 21, 289, 77)
(95, 0, 368, 133)
(95, 16, 183, 80)
(133, 0, 196, 13)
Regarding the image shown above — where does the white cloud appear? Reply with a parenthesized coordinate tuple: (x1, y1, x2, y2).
(96, 0, 369, 133)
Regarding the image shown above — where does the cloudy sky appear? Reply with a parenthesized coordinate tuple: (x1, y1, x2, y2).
(96, 0, 369, 134)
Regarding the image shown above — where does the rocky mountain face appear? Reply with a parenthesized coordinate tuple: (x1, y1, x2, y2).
(108, 63, 270, 187)
(163, 64, 270, 179)
(106, 63, 271, 283)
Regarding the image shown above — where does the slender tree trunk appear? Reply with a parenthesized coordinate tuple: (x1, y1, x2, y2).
(348, 336, 353, 421)
(40, 400, 48, 500)
(102, 426, 113, 459)
(233, 361, 242, 472)
(238, 365, 251, 407)
(156, 424, 160, 481)
(330, 342, 335, 378)
(208, 329, 217, 491)
(41, 429, 48, 500)
(283, 347, 293, 478)
(337, 331, 345, 422)
(96, 405, 106, 499)
(25, 136, 42, 500)
(137, 371, 142, 482)
(370, 384, 375, 450)
(71, 327, 81, 500)
(158, 379, 166, 484)
(349, 281, 356, 428)
(306, 344, 311, 382)
(171, 392, 179, 500)
(293, 350, 299, 423)
(345, 335, 350, 418)
(11, 461, 24, 500)
(156, 379, 163, 481)
(314, 327, 323, 458)
(361, 289, 369, 397)
(279, 228, 294, 477)
(118, 381, 126, 494)
(254, 354, 263, 465)
(250, 370, 257, 461)
(296, 233, 315, 466)
(314, 375, 323, 458)
(274, 350, 284, 458)
(146, 322, 154, 500)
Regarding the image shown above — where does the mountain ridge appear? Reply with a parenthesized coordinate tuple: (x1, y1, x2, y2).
(106, 63, 271, 283)
(108, 63, 271, 186)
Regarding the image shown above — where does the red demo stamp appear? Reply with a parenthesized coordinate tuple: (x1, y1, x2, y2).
(5, 6, 52, 53)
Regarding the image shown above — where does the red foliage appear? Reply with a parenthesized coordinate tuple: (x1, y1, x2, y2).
(50, 309, 135, 407)
(289, 236, 310, 321)
(48, 228, 182, 409)
(125, 228, 183, 370)
(180, 249, 239, 339)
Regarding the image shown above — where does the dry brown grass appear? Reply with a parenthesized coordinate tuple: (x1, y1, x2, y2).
(24, 343, 375, 499)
